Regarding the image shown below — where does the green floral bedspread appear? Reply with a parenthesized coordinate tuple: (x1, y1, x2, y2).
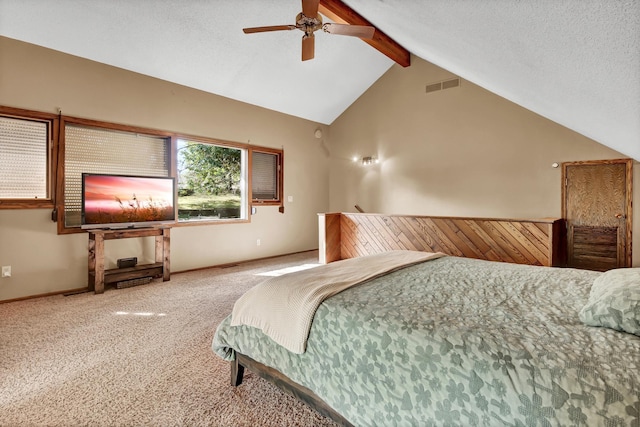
(213, 256, 640, 426)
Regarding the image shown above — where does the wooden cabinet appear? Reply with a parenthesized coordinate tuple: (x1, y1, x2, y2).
(562, 159, 632, 271)
(88, 227, 170, 294)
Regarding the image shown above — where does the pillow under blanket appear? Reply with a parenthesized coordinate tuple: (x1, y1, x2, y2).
(579, 267, 640, 337)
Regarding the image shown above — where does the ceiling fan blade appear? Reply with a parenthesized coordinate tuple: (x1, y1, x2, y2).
(323, 23, 375, 39)
(243, 25, 297, 34)
(302, 34, 315, 61)
(302, 0, 319, 18)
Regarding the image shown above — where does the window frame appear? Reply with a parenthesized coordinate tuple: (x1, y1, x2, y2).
(250, 146, 284, 208)
(0, 106, 58, 209)
(175, 134, 251, 226)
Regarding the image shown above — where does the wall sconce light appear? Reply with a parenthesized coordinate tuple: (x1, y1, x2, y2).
(351, 156, 379, 165)
(361, 156, 379, 165)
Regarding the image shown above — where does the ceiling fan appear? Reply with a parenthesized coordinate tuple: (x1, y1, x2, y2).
(242, 0, 376, 61)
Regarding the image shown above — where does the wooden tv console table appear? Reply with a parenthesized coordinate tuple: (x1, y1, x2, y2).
(88, 227, 170, 294)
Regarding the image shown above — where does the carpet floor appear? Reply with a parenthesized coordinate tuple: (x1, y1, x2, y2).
(0, 251, 339, 427)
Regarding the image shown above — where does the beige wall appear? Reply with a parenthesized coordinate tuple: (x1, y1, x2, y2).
(2, 40, 637, 302)
(0, 37, 330, 301)
(329, 55, 639, 265)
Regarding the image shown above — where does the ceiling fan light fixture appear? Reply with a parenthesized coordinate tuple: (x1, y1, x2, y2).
(241, 0, 376, 61)
(296, 12, 323, 34)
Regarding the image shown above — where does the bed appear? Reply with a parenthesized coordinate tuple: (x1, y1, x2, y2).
(212, 214, 640, 426)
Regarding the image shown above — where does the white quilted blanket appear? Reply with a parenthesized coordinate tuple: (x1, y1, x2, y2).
(231, 250, 445, 353)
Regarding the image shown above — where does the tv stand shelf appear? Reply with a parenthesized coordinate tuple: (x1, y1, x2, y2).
(88, 227, 170, 294)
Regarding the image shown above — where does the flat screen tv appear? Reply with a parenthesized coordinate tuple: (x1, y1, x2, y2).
(81, 173, 176, 230)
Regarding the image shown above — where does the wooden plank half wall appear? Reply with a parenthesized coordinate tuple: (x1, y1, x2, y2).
(318, 213, 566, 267)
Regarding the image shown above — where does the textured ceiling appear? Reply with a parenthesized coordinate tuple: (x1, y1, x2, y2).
(0, 0, 394, 124)
(1, 0, 638, 160)
(347, 0, 640, 161)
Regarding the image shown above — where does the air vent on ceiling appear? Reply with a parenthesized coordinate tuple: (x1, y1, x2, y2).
(425, 77, 460, 94)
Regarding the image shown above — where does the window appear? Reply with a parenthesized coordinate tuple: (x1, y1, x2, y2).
(251, 148, 283, 205)
(61, 120, 170, 231)
(177, 138, 247, 222)
(0, 108, 56, 208)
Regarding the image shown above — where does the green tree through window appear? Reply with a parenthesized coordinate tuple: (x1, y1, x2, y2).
(177, 139, 245, 221)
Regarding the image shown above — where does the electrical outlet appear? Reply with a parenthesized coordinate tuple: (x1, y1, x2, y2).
(1, 266, 11, 278)
(256, 239, 261, 246)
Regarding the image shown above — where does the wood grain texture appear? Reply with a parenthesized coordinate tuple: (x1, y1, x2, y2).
(562, 159, 633, 269)
(318, 213, 341, 264)
(319, 0, 410, 67)
(569, 225, 618, 271)
(87, 227, 170, 294)
(319, 213, 564, 267)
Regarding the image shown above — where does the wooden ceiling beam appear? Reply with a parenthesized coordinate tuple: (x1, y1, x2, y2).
(319, 0, 410, 67)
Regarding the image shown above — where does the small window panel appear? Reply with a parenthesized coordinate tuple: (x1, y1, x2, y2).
(0, 115, 51, 205)
(252, 150, 282, 204)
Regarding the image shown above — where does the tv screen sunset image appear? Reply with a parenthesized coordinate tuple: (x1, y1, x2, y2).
(83, 175, 175, 225)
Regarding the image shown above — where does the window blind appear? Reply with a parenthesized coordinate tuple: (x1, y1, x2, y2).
(252, 151, 278, 200)
(0, 116, 48, 199)
(64, 124, 169, 227)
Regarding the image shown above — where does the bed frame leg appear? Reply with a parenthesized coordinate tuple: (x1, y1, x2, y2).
(231, 357, 245, 387)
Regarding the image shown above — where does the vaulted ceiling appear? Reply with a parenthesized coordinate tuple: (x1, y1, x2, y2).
(1, 0, 638, 160)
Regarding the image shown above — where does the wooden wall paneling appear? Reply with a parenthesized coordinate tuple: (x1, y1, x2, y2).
(500, 221, 543, 264)
(444, 219, 486, 259)
(318, 213, 341, 264)
(325, 214, 342, 262)
(513, 222, 546, 251)
(528, 223, 549, 244)
(475, 221, 515, 261)
(422, 217, 464, 256)
(503, 221, 547, 264)
(427, 218, 466, 256)
(437, 218, 471, 256)
(395, 217, 429, 251)
(463, 220, 516, 263)
(373, 216, 403, 250)
(395, 221, 424, 251)
(319, 213, 562, 266)
(378, 216, 403, 246)
(457, 220, 493, 255)
(421, 217, 450, 252)
(399, 217, 429, 250)
(364, 218, 390, 252)
(480, 221, 530, 264)
(436, 218, 483, 259)
(495, 221, 541, 264)
(397, 217, 427, 250)
(353, 215, 384, 252)
(340, 215, 364, 259)
(346, 215, 367, 256)
(405, 216, 442, 252)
